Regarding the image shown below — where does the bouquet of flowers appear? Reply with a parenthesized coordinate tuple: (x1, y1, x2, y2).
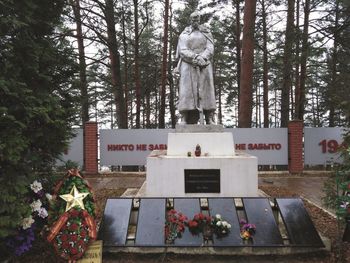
(239, 219, 256, 240)
(186, 213, 212, 236)
(211, 214, 232, 237)
(164, 209, 187, 243)
(6, 180, 50, 256)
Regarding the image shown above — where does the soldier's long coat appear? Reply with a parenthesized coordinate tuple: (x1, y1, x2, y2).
(176, 25, 216, 112)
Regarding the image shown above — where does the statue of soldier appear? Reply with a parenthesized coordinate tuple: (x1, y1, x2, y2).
(175, 11, 216, 125)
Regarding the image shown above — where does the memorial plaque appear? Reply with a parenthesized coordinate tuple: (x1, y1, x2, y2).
(185, 169, 220, 193)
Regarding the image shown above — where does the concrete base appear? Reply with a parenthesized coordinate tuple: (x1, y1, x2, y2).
(104, 243, 330, 256)
(146, 151, 258, 197)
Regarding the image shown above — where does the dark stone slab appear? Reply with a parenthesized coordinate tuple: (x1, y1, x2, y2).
(276, 198, 324, 247)
(174, 198, 203, 246)
(135, 199, 166, 246)
(208, 198, 243, 246)
(99, 198, 132, 246)
(243, 198, 283, 246)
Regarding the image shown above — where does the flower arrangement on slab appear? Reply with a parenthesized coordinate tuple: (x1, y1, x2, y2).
(6, 180, 50, 256)
(164, 209, 187, 243)
(47, 169, 96, 261)
(239, 219, 256, 240)
(164, 211, 251, 242)
(211, 214, 232, 237)
(187, 213, 212, 236)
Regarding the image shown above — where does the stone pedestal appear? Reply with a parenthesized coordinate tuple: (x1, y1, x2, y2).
(167, 132, 234, 156)
(145, 125, 258, 197)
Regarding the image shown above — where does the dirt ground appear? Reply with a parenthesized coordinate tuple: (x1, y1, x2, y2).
(9, 182, 350, 263)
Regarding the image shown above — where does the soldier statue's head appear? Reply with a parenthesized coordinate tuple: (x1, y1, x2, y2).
(190, 11, 200, 29)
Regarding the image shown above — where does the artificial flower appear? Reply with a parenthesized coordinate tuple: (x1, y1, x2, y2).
(211, 214, 231, 236)
(38, 207, 48, 218)
(30, 180, 43, 193)
(30, 199, 42, 212)
(22, 216, 35, 230)
(239, 220, 256, 240)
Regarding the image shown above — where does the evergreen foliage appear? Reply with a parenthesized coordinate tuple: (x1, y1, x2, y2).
(0, 0, 78, 243)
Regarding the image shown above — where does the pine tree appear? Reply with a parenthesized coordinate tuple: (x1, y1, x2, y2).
(0, 0, 78, 243)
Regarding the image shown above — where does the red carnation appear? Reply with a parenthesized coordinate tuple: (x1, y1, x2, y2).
(61, 241, 69, 249)
(177, 224, 185, 232)
(179, 215, 187, 222)
(61, 234, 68, 242)
(70, 234, 78, 242)
(80, 230, 87, 238)
(188, 220, 198, 228)
(70, 247, 78, 255)
(70, 223, 79, 231)
(169, 209, 176, 215)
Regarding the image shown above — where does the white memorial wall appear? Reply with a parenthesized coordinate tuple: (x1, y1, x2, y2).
(60, 127, 347, 167)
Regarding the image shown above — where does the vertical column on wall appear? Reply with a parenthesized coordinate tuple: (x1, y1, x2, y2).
(288, 120, 304, 174)
(84, 121, 98, 174)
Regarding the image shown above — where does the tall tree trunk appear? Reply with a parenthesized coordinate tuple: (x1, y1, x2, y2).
(235, 0, 241, 111)
(159, 0, 169, 128)
(133, 0, 141, 128)
(146, 88, 151, 128)
(298, 0, 310, 121)
(294, 0, 301, 119)
(155, 77, 159, 127)
(71, 0, 89, 125)
(71, 0, 89, 171)
(168, 3, 176, 128)
(329, 0, 339, 127)
(238, 0, 257, 128)
(218, 83, 222, 124)
(121, 0, 129, 128)
(281, 0, 295, 127)
(261, 0, 269, 128)
(105, 0, 127, 128)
